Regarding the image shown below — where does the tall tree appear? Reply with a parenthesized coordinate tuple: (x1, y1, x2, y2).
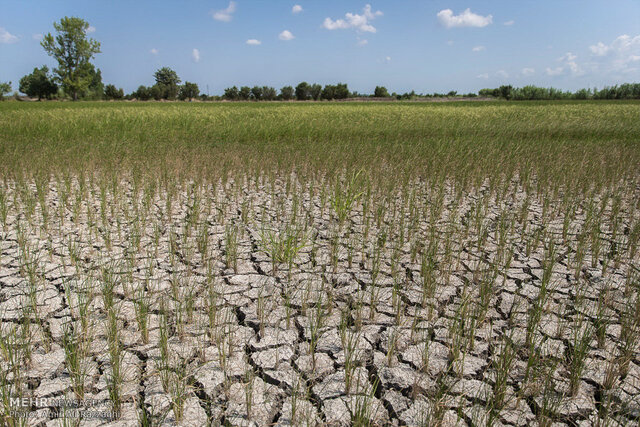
(19, 66, 58, 100)
(41, 17, 101, 100)
(153, 67, 181, 99)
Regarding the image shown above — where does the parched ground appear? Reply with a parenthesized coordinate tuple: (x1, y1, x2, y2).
(0, 174, 639, 426)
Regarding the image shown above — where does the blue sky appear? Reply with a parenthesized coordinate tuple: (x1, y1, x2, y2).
(1, 0, 639, 94)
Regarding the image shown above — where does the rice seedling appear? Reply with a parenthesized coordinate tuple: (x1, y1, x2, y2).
(0, 101, 638, 424)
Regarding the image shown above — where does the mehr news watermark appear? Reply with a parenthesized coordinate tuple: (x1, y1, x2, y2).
(8, 397, 120, 421)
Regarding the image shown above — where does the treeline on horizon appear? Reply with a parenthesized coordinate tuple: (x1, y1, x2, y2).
(1, 15, 639, 103)
(4, 70, 640, 102)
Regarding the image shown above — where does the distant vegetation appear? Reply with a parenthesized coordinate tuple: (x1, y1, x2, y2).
(2, 16, 639, 102)
(479, 84, 640, 100)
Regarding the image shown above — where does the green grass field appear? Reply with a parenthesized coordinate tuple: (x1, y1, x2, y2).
(1, 100, 639, 425)
(1, 100, 638, 187)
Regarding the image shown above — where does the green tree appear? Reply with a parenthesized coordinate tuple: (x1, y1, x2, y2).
(153, 67, 181, 99)
(224, 86, 239, 100)
(280, 86, 294, 100)
(104, 84, 124, 100)
(131, 85, 151, 100)
(239, 86, 251, 100)
(19, 66, 58, 100)
(79, 63, 104, 99)
(374, 86, 390, 97)
(250, 86, 263, 100)
(310, 83, 322, 100)
(334, 83, 350, 99)
(179, 82, 199, 100)
(41, 17, 101, 100)
(0, 82, 11, 100)
(321, 84, 336, 100)
(499, 85, 513, 100)
(262, 86, 277, 101)
(295, 82, 311, 100)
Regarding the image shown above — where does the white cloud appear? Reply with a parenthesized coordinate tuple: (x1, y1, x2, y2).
(559, 52, 577, 62)
(590, 34, 640, 57)
(521, 67, 535, 76)
(87, 26, 96, 33)
(588, 35, 640, 73)
(385, 56, 391, 62)
(357, 38, 368, 46)
(150, 48, 159, 55)
(0, 27, 18, 44)
(246, 39, 261, 45)
(589, 42, 609, 56)
(32, 33, 43, 41)
(212, 1, 236, 22)
(447, 40, 454, 46)
(292, 4, 303, 14)
(472, 45, 485, 52)
(476, 73, 489, 79)
(547, 52, 583, 76)
(437, 8, 492, 28)
(496, 70, 509, 78)
(546, 67, 563, 76)
(192, 48, 200, 62)
(503, 20, 514, 26)
(279, 30, 294, 41)
(323, 4, 383, 33)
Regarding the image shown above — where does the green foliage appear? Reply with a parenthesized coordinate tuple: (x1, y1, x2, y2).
(480, 83, 640, 100)
(295, 82, 311, 100)
(41, 16, 101, 100)
(280, 85, 294, 100)
(250, 86, 263, 100)
(239, 86, 251, 100)
(153, 67, 181, 100)
(0, 82, 10, 100)
(310, 83, 322, 100)
(104, 84, 124, 100)
(224, 86, 239, 100)
(19, 66, 58, 100)
(78, 63, 104, 99)
(262, 86, 277, 100)
(179, 82, 199, 100)
(322, 83, 350, 100)
(131, 85, 151, 100)
(374, 86, 390, 97)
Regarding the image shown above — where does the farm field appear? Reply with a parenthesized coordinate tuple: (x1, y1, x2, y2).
(0, 100, 639, 426)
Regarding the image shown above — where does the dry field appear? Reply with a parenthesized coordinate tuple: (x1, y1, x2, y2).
(0, 101, 639, 426)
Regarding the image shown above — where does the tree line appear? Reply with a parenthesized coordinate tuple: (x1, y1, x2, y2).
(479, 84, 640, 100)
(1, 16, 639, 102)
